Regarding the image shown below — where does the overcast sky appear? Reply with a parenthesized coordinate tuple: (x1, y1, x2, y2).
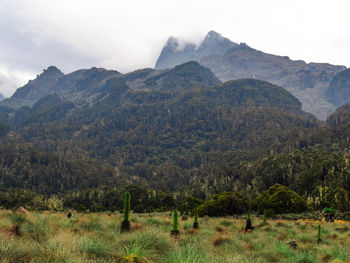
(0, 0, 349, 97)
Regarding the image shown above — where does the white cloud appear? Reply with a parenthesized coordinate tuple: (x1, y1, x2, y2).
(0, 0, 349, 96)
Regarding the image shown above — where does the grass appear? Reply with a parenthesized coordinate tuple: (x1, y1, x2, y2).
(0, 211, 348, 262)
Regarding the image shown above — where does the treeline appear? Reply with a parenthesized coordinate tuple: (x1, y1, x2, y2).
(2, 183, 349, 217)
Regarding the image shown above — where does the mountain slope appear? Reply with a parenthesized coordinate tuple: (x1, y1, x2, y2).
(1, 67, 121, 109)
(0, 62, 331, 193)
(5, 73, 318, 187)
(325, 69, 350, 107)
(155, 31, 347, 120)
(155, 31, 237, 70)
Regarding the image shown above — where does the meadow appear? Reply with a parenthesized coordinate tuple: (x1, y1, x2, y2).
(0, 210, 349, 263)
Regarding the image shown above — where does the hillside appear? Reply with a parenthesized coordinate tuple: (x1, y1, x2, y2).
(325, 69, 350, 107)
(0, 62, 323, 194)
(156, 31, 347, 120)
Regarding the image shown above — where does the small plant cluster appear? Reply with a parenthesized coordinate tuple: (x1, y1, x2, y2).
(119, 192, 200, 235)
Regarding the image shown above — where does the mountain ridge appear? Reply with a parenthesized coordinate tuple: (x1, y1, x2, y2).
(155, 31, 347, 120)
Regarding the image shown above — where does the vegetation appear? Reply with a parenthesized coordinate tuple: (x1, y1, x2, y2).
(197, 192, 247, 217)
(0, 211, 348, 262)
(193, 206, 199, 229)
(0, 62, 350, 217)
(170, 209, 179, 235)
(120, 192, 131, 232)
(254, 184, 308, 215)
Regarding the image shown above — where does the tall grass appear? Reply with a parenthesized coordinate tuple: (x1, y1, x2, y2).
(0, 211, 348, 262)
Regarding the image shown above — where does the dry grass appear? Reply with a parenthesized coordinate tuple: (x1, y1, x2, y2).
(0, 211, 348, 262)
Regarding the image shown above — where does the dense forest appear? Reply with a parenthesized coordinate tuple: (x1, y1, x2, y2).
(0, 61, 350, 214)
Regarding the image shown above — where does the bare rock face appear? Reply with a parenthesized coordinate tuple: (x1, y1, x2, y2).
(155, 37, 196, 70)
(325, 69, 350, 107)
(12, 66, 64, 100)
(155, 31, 347, 120)
(155, 31, 237, 70)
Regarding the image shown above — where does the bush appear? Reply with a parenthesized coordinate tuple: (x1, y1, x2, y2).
(255, 184, 308, 214)
(198, 192, 247, 217)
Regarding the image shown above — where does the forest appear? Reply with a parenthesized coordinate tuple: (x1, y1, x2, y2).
(0, 62, 350, 215)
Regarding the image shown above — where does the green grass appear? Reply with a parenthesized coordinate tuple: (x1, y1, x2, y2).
(0, 211, 348, 262)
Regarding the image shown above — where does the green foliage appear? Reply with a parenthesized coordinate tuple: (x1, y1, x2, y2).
(198, 192, 247, 217)
(172, 209, 179, 232)
(255, 184, 308, 214)
(123, 192, 131, 222)
(317, 225, 321, 242)
(263, 209, 267, 224)
(194, 207, 198, 224)
(322, 207, 336, 214)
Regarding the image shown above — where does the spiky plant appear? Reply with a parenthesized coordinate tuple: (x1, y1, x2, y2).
(263, 209, 267, 225)
(193, 206, 199, 229)
(245, 210, 253, 232)
(120, 192, 131, 232)
(317, 225, 322, 242)
(170, 209, 180, 235)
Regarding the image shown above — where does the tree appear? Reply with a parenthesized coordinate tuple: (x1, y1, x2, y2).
(255, 184, 308, 214)
(198, 192, 247, 217)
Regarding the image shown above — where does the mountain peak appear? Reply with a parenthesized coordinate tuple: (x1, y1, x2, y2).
(45, 66, 63, 74)
(205, 30, 223, 40)
(165, 36, 178, 48)
(195, 31, 238, 58)
(155, 31, 237, 70)
(41, 66, 64, 79)
(12, 66, 64, 100)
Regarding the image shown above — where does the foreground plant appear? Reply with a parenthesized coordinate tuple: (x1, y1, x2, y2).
(170, 209, 180, 235)
(317, 225, 322, 243)
(245, 210, 253, 232)
(120, 192, 131, 232)
(193, 206, 199, 229)
(263, 209, 267, 225)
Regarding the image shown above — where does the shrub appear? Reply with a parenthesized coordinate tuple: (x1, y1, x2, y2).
(198, 192, 247, 217)
(255, 184, 308, 214)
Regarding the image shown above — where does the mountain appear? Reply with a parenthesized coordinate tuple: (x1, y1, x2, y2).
(3, 61, 350, 206)
(1, 66, 121, 109)
(325, 69, 350, 107)
(0, 62, 321, 192)
(155, 31, 347, 120)
(155, 31, 237, 70)
(0, 93, 5, 101)
(155, 37, 197, 70)
(12, 66, 64, 100)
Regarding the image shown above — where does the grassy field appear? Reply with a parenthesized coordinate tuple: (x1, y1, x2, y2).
(0, 211, 349, 263)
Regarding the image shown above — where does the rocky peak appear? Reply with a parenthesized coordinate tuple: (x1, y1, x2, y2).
(155, 37, 196, 70)
(12, 66, 64, 99)
(195, 31, 238, 58)
(44, 66, 64, 75)
(164, 36, 179, 49)
(203, 31, 226, 41)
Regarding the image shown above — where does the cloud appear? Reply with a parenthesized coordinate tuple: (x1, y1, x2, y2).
(0, 0, 349, 96)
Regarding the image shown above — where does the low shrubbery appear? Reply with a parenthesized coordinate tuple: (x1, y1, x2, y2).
(198, 192, 248, 217)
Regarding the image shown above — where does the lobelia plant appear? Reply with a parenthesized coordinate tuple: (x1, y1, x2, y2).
(120, 192, 131, 232)
(193, 206, 199, 229)
(67, 212, 72, 221)
(317, 225, 322, 242)
(245, 210, 253, 232)
(170, 209, 180, 235)
(263, 209, 267, 225)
